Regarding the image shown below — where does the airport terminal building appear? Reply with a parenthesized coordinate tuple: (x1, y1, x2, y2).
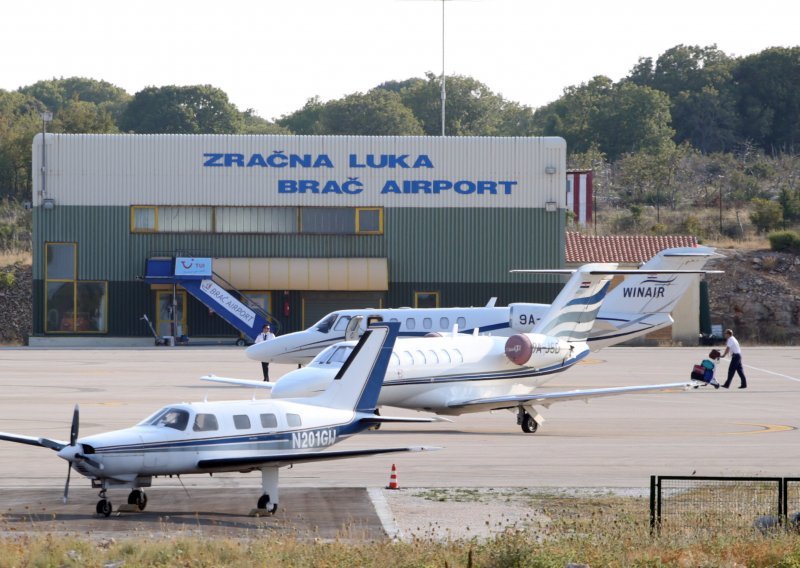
(31, 134, 567, 342)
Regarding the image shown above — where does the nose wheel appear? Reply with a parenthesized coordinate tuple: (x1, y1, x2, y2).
(96, 489, 113, 517)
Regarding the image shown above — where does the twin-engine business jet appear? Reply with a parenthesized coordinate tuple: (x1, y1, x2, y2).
(0, 323, 437, 517)
(247, 246, 721, 365)
(206, 263, 711, 433)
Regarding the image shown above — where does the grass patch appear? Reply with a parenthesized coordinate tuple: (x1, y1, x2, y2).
(3, 491, 800, 566)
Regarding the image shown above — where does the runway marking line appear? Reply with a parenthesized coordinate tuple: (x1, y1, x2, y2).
(726, 422, 796, 435)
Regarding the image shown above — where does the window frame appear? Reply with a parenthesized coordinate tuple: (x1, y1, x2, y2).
(356, 207, 384, 234)
(414, 291, 440, 309)
(131, 206, 158, 233)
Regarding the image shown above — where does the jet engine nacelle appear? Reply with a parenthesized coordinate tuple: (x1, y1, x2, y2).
(508, 303, 547, 333)
(271, 368, 334, 399)
(504, 333, 571, 367)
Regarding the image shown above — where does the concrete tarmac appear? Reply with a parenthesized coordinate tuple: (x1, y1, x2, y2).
(1, 344, 798, 537)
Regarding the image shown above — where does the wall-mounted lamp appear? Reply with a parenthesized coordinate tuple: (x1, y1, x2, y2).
(42, 198, 55, 210)
(545, 201, 557, 212)
(545, 165, 557, 174)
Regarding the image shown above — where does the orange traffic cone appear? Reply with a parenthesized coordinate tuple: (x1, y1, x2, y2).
(387, 463, 399, 490)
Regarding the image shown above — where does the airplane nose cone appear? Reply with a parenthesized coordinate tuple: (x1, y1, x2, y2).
(57, 445, 78, 462)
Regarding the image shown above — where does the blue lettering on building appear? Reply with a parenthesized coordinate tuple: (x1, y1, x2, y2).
(349, 154, 434, 169)
(203, 152, 333, 168)
(380, 180, 517, 195)
(278, 179, 364, 194)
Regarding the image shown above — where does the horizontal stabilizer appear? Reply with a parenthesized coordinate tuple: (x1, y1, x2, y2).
(200, 375, 274, 390)
(447, 381, 694, 413)
(511, 269, 723, 275)
(197, 445, 440, 472)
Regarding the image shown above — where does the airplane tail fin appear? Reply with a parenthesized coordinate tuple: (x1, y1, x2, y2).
(532, 263, 616, 342)
(311, 322, 399, 413)
(598, 246, 721, 315)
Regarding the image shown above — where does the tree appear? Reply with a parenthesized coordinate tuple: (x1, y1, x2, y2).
(53, 100, 118, 133)
(398, 73, 507, 136)
(750, 198, 783, 233)
(0, 90, 44, 200)
(20, 77, 131, 122)
(119, 85, 244, 134)
(278, 90, 423, 135)
(733, 47, 800, 153)
(240, 109, 291, 135)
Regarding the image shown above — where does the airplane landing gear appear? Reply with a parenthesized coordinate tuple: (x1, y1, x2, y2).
(257, 494, 278, 515)
(96, 488, 112, 517)
(127, 489, 148, 511)
(517, 408, 539, 434)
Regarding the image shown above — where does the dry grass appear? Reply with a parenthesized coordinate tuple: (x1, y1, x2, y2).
(2, 494, 800, 566)
(0, 250, 31, 267)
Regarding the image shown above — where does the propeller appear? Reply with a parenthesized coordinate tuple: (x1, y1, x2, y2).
(63, 404, 79, 503)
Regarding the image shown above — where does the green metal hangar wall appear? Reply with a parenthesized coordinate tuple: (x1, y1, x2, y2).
(31, 134, 566, 341)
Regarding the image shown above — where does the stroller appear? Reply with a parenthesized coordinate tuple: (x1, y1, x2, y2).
(691, 349, 721, 389)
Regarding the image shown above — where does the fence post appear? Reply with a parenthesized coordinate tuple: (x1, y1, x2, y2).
(649, 475, 658, 536)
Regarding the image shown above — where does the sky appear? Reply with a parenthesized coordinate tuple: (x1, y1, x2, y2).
(2, 0, 799, 122)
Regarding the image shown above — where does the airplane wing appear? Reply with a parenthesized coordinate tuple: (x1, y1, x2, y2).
(446, 382, 695, 413)
(200, 375, 274, 390)
(0, 431, 69, 451)
(197, 446, 439, 471)
(360, 415, 453, 424)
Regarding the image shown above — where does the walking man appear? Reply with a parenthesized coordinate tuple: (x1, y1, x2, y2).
(721, 328, 747, 389)
(254, 324, 276, 381)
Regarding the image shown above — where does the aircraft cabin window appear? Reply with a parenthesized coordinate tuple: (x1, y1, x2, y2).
(427, 350, 439, 364)
(389, 317, 399, 322)
(406, 318, 416, 330)
(367, 316, 383, 326)
(440, 317, 449, 329)
(193, 413, 219, 432)
(389, 353, 400, 367)
(414, 350, 427, 365)
(400, 351, 414, 366)
(146, 408, 189, 431)
(439, 349, 451, 364)
(333, 316, 352, 332)
(233, 415, 251, 430)
(260, 413, 278, 429)
(315, 314, 338, 333)
(423, 318, 432, 330)
(286, 413, 302, 427)
(457, 317, 466, 330)
(452, 349, 465, 363)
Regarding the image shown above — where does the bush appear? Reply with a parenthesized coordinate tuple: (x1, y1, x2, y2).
(0, 271, 14, 288)
(768, 230, 800, 253)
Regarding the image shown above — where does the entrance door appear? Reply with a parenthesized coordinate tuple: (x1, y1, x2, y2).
(156, 291, 188, 337)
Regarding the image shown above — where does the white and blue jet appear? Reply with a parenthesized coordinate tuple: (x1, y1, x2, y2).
(208, 261, 718, 433)
(0, 322, 437, 517)
(246, 247, 721, 365)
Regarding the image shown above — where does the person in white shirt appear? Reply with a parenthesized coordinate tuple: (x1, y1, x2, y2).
(721, 328, 747, 389)
(254, 324, 276, 381)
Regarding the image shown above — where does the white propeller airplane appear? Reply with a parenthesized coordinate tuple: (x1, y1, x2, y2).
(0, 322, 438, 517)
(205, 262, 714, 433)
(246, 246, 721, 365)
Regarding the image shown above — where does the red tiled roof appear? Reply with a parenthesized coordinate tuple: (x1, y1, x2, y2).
(565, 232, 698, 264)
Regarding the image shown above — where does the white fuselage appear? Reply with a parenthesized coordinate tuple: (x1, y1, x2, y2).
(63, 399, 359, 483)
(271, 334, 586, 415)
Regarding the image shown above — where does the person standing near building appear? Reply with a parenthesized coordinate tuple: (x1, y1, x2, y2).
(254, 324, 276, 381)
(721, 329, 747, 389)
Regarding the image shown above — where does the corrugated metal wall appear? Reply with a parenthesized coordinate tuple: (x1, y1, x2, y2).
(33, 134, 566, 209)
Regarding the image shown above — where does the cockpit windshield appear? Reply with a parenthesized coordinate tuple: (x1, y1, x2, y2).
(139, 407, 190, 431)
(314, 313, 338, 334)
(325, 345, 354, 365)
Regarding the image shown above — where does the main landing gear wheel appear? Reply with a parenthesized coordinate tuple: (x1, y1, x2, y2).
(520, 412, 539, 434)
(96, 499, 113, 517)
(128, 489, 148, 511)
(257, 494, 278, 515)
